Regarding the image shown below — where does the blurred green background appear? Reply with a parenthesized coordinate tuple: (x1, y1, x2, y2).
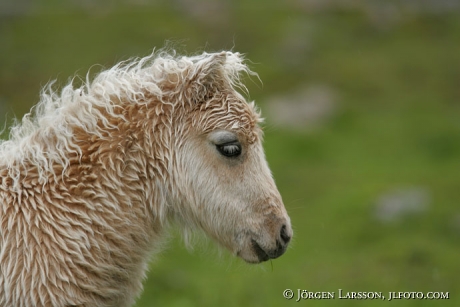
(1, 0, 460, 306)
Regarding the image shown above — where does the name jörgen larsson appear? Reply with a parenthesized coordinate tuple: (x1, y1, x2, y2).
(295, 289, 385, 301)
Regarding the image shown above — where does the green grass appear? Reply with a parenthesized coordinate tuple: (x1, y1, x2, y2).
(1, 2, 460, 306)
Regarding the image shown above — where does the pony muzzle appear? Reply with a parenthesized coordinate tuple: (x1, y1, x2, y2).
(238, 221, 293, 263)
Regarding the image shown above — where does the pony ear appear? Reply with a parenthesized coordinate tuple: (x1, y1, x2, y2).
(185, 52, 229, 103)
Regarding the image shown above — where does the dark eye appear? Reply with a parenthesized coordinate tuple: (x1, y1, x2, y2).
(216, 142, 242, 157)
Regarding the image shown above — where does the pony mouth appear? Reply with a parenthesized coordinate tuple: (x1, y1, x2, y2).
(236, 224, 292, 263)
(251, 239, 270, 262)
(249, 239, 287, 263)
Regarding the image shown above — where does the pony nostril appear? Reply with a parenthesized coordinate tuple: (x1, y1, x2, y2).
(280, 224, 291, 244)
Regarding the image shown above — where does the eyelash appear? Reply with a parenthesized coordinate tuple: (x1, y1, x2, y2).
(216, 143, 242, 157)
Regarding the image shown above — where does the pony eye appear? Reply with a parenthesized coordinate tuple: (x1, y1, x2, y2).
(216, 142, 242, 157)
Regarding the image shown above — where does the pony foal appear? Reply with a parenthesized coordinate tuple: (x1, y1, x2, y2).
(0, 50, 293, 307)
